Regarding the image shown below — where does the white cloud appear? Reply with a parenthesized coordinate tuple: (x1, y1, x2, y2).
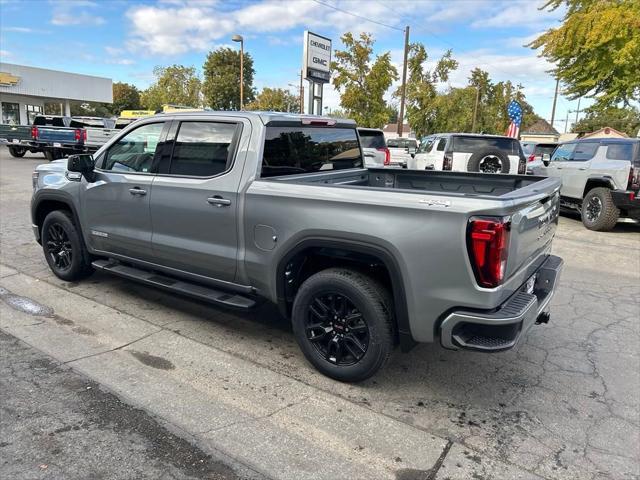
(0, 50, 12, 59)
(471, 2, 563, 30)
(51, 12, 105, 26)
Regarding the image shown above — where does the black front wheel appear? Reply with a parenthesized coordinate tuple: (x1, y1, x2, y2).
(41, 210, 94, 281)
(291, 268, 394, 382)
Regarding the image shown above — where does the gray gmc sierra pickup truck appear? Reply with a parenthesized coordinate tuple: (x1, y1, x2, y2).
(31, 112, 563, 382)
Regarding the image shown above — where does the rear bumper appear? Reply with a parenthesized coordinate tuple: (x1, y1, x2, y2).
(440, 254, 563, 352)
(611, 190, 640, 219)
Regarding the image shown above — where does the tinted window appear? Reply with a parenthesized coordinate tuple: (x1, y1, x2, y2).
(571, 142, 599, 161)
(33, 116, 67, 127)
(103, 122, 164, 173)
(452, 136, 519, 154)
(359, 130, 386, 149)
(169, 122, 238, 177)
(387, 138, 399, 147)
(436, 138, 447, 151)
(262, 127, 362, 177)
(605, 143, 634, 162)
(551, 143, 576, 162)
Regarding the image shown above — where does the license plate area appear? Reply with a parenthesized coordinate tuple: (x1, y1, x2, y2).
(53, 142, 62, 147)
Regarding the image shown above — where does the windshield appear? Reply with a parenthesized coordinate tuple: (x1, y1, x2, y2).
(261, 126, 362, 177)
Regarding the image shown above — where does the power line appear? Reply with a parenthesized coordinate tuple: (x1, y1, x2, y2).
(311, 0, 405, 31)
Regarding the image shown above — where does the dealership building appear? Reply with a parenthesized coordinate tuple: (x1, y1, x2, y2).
(0, 63, 112, 125)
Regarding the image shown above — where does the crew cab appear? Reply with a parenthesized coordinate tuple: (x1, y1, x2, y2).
(31, 112, 563, 382)
(532, 138, 639, 230)
(409, 133, 527, 174)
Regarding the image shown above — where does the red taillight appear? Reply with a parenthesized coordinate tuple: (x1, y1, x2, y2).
(442, 153, 453, 170)
(74, 129, 83, 142)
(31, 126, 39, 139)
(628, 165, 639, 191)
(377, 147, 390, 166)
(528, 154, 536, 162)
(467, 217, 511, 288)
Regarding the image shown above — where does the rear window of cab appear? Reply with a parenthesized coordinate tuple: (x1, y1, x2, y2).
(453, 136, 521, 154)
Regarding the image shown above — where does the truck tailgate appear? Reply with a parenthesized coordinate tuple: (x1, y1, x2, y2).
(85, 127, 117, 147)
(36, 127, 79, 143)
(500, 178, 561, 280)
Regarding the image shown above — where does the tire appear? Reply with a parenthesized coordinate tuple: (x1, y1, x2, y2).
(467, 148, 511, 174)
(581, 187, 619, 231)
(41, 210, 94, 281)
(291, 268, 394, 382)
(8, 146, 26, 157)
(44, 150, 55, 161)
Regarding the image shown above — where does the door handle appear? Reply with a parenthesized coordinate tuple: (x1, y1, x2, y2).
(578, 168, 587, 171)
(207, 196, 231, 207)
(129, 187, 147, 196)
(556, 167, 563, 170)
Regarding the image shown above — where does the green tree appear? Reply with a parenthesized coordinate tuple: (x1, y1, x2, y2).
(112, 82, 141, 114)
(202, 47, 255, 110)
(573, 106, 640, 136)
(332, 32, 398, 128)
(140, 65, 201, 111)
(246, 87, 300, 112)
(401, 45, 458, 137)
(529, 0, 640, 108)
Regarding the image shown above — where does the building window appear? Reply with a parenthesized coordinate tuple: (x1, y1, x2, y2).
(1, 102, 20, 124)
(26, 104, 43, 124)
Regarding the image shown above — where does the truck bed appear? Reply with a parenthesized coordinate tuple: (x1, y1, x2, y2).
(270, 167, 554, 200)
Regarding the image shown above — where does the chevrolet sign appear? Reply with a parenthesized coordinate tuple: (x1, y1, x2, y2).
(0, 72, 20, 86)
(303, 31, 331, 84)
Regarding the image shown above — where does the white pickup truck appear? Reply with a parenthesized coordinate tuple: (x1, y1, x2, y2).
(72, 117, 119, 153)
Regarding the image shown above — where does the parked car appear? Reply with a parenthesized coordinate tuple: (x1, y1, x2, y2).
(533, 138, 639, 231)
(71, 117, 118, 152)
(387, 137, 418, 168)
(31, 115, 86, 161)
(358, 128, 389, 167)
(521, 141, 558, 174)
(409, 133, 526, 174)
(0, 124, 41, 157)
(31, 111, 563, 382)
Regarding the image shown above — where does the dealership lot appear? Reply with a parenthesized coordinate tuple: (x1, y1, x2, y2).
(1, 150, 638, 480)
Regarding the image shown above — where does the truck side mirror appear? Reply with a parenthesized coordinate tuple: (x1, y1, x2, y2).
(542, 154, 551, 166)
(67, 154, 95, 181)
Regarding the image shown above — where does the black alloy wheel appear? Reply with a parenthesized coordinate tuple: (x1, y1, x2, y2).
(584, 195, 602, 223)
(45, 223, 73, 271)
(478, 155, 503, 174)
(306, 292, 369, 366)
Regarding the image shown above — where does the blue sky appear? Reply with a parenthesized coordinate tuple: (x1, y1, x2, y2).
(0, 0, 588, 131)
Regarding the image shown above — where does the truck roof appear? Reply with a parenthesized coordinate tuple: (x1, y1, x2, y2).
(162, 110, 356, 128)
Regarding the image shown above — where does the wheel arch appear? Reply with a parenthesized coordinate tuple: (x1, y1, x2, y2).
(583, 176, 614, 198)
(275, 238, 415, 351)
(32, 192, 83, 245)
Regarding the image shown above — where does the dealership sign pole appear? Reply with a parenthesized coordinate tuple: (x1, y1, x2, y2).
(302, 31, 331, 115)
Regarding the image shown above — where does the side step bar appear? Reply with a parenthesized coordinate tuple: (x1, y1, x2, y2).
(92, 259, 256, 310)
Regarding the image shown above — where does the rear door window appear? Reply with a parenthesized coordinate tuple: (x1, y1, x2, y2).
(168, 121, 239, 177)
(571, 142, 599, 161)
(262, 126, 362, 177)
(436, 138, 447, 151)
(358, 130, 386, 149)
(605, 143, 635, 163)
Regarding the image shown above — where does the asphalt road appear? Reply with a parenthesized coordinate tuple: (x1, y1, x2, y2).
(1, 148, 638, 480)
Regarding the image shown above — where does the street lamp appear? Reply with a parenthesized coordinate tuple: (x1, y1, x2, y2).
(232, 34, 244, 110)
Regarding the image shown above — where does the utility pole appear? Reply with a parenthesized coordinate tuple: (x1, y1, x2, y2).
(550, 77, 559, 128)
(564, 110, 570, 134)
(574, 97, 582, 125)
(471, 86, 480, 133)
(397, 26, 410, 137)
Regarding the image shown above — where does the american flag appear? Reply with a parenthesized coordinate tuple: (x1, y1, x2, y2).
(506, 100, 522, 138)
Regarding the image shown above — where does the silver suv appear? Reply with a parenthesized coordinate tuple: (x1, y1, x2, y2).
(534, 138, 639, 230)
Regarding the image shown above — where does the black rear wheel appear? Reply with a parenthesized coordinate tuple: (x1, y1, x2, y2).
(292, 268, 393, 382)
(8, 146, 26, 157)
(41, 210, 93, 281)
(581, 187, 619, 231)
